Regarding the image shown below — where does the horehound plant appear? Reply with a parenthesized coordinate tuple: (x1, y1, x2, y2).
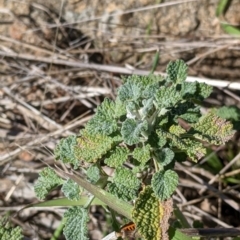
(33, 60, 235, 240)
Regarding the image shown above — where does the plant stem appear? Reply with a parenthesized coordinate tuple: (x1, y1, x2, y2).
(50, 218, 65, 240)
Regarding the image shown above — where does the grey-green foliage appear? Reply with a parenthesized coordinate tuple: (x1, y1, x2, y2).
(166, 59, 188, 83)
(132, 144, 151, 165)
(104, 146, 130, 167)
(63, 207, 89, 240)
(86, 165, 101, 184)
(0, 220, 23, 240)
(55, 135, 79, 169)
(34, 167, 63, 200)
(216, 106, 240, 130)
(107, 168, 141, 201)
(151, 169, 178, 200)
(32, 60, 236, 240)
(62, 179, 81, 201)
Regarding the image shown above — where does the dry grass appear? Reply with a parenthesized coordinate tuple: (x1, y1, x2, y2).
(0, 0, 240, 239)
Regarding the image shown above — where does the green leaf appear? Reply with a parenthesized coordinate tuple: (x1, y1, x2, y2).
(121, 119, 148, 145)
(141, 98, 155, 119)
(151, 170, 178, 200)
(85, 98, 123, 135)
(221, 24, 240, 36)
(118, 78, 143, 102)
(155, 148, 175, 167)
(216, 0, 229, 16)
(118, 75, 163, 102)
(216, 106, 240, 130)
(179, 107, 201, 123)
(169, 125, 186, 136)
(63, 207, 89, 240)
(55, 135, 79, 169)
(61, 171, 133, 220)
(181, 81, 197, 98)
(195, 82, 213, 100)
(166, 59, 188, 83)
(0, 220, 23, 240)
(149, 131, 167, 149)
(86, 165, 101, 184)
(107, 168, 141, 201)
(155, 85, 182, 109)
(216, 106, 240, 121)
(132, 144, 151, 165)
(192, 112, 235, 145)
(132, 186, 173, 240)
(75, 130, 115, 163)
(104, 146, 130, 167)
(34, 167, 63, 200)
(157, 129, 206, 162)
(150, 51, 160, 74)
(24, 197, 106, 208)
(62, 179, 81, 201)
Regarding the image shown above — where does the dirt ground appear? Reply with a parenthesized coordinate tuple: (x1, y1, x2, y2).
(0, 0, 240, 239)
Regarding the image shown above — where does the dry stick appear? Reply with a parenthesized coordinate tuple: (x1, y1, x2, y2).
(186, 41, 239, 65)
(33, 92, 109, 106)
(187, 205, 231, 228)
(1, 51, 240, 90)
(0, 35, 66, 59)
(2, 87, 67, 132)
(5, 174, 23, 201)
(0, 115, 92, 165)
(178, 180, 240, 206)
(180, 228, 240, 238)
(176, 163, 240, 212)
(222, 88, 240, 102)
(176, 183, 230, 228)
(199, 152, 240, 195)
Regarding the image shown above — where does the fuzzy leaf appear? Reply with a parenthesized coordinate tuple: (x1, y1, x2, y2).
(75, 130, 115, 163)
(118, 79, 143, 102)
(121, 119, 148, 145)
(157, 129, 206, 162)
(104, 146, 130, 168)
(155, 148, 175, 167)
(149, 131, 167, 149)
(171, 101, 201, 123)
(151, 170, 178, 200)
(63, 207, 89, 240)
(0, 221, 23, 240)
(132, 144, 151, 165)
(86, 165, 101, 184)
(169, 125, 186, 136)
(55, 135, 79, 169)
(179, 109, 201, 123)
(107, 168, 141, 201)
(132, 186, 173, 240)
(62, 179, 81, 201)
(155, 85, 182, 109)
(119, 75, 162, 102)
(192, 112, 235, 145)
(140, 98, 155, 119)
(166, 59, 188, 83)
(85, 98, 124, 135)
(181, 81, 197, 97)
(181, 80, 212, 102)
(181, 139, 207, 161)
(34, 167, 63, 200)
(196, 82, 212, 100)
(216, 106, 240, 121)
